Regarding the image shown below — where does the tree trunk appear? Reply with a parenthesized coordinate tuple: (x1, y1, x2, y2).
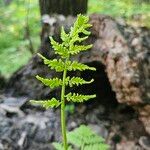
(39, 0, 88, 47)
(39, 0, 88, 16)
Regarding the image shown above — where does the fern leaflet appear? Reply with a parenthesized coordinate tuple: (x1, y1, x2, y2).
(69, 44, 92, 55)
(65, 93, 96, 102)
(70, 15, 92, 37)
(65, 77, 94, 87)
(30, 98, 60, 109)
(84, 144, 109, 150)
(53, 143, 73, 150)
(50, 37, 69, 58)
(67, 61, 96, 71)
(36, 75, 62, 89)
(38, 53, 65, 72)
(60, 27, 70, 43)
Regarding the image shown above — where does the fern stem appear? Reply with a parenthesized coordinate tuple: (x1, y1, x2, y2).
(61, 59, 68, 150)
(81, 143, 85, 150)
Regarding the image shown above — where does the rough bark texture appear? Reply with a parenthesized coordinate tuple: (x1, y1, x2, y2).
(89, 14, 150, 134)
(89, 14, 150, 105)
(6, 14, 150, 135)
(39, 0, 87, 16)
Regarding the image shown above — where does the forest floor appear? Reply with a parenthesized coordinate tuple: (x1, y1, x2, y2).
(0, 94, 148, 150)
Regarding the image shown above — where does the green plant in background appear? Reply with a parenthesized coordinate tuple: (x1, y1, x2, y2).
(0, 0, 40, 77)
(88, 0, 150, 17)
(65, 104, 75, 114)
(88, 0, 150, 27)
(31, 14, 99, 150)
(53, 125, 109, 150)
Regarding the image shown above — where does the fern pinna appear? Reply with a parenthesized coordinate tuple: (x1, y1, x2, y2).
(30, 14, 96, 150)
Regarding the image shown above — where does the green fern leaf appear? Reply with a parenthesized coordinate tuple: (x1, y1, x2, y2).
(47, 59, 65, 72)
(72, 36, 88, 43)
(38, 53, 65, 72)
(60, 27, 69, 43)
(68, 15, 92, 57)
(84, 144, 109, 150)
(70, 14, 92, 37)
(53, 142, 73, 150)
(36, 75, 62, 89)
(53, 143, 63, 150)
(65, 93, 96, 102)
(65, 77, 94, 87)
(34, 15, 99, 150)
(50, 37, 69, 58)
(37, 53, 50, 62)
(67, 61, 96, 71)
(68, 35, 88, 48)
(82, 28, 91, 35)
(67, 125, 109, 150)
(69, 44, 92, 55)
(30, 98, 60, 109)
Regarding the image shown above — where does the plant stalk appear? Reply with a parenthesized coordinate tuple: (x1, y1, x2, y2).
(81, 143, 85, 150)
(61, 59, 68, 150)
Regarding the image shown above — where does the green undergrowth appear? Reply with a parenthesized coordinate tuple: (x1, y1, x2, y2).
(88, 0, 150, 26)
(88, 0, 150, 17)
(53, 125, 109, 150)
(0, 0, 40, 78)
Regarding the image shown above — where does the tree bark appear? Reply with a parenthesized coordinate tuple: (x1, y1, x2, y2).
(39, 0, 88, 16)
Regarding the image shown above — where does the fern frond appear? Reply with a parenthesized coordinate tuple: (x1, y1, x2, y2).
(69, 44, 92, 55)
(30, 98, 60, 109)
(70, 14, 92, 37)
(36, 75, 62, 89)
(67, 61, 96, 71)
(82, 28, 91, 35)
(84, 144, 110, 150)
(47, 59, 65, 72)
(53, 142, 73, 150)
(65, 77, 94, 87)
(72, 36, 88, 43)
(34, 15, 99, 150)
(60, 27, 70, 43)
(53, 143, 63, 150)
(65, 93, 96, 102)
(67, 125, 109, 150)
(66, 14, 92, 57)
(37, 53, 50, 62)
(38, 53, 65, 72)
(50, 37, 69, 58)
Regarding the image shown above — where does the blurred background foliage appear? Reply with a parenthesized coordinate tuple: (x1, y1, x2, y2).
(0, 0, 150, 78)
(0, 0, 40, 77)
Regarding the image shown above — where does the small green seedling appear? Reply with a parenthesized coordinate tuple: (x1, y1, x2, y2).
(31, 14, 108, 150)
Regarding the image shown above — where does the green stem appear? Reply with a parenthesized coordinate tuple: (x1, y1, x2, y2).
(81, 143, 85, 150)
(61, 59, 68, 150)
